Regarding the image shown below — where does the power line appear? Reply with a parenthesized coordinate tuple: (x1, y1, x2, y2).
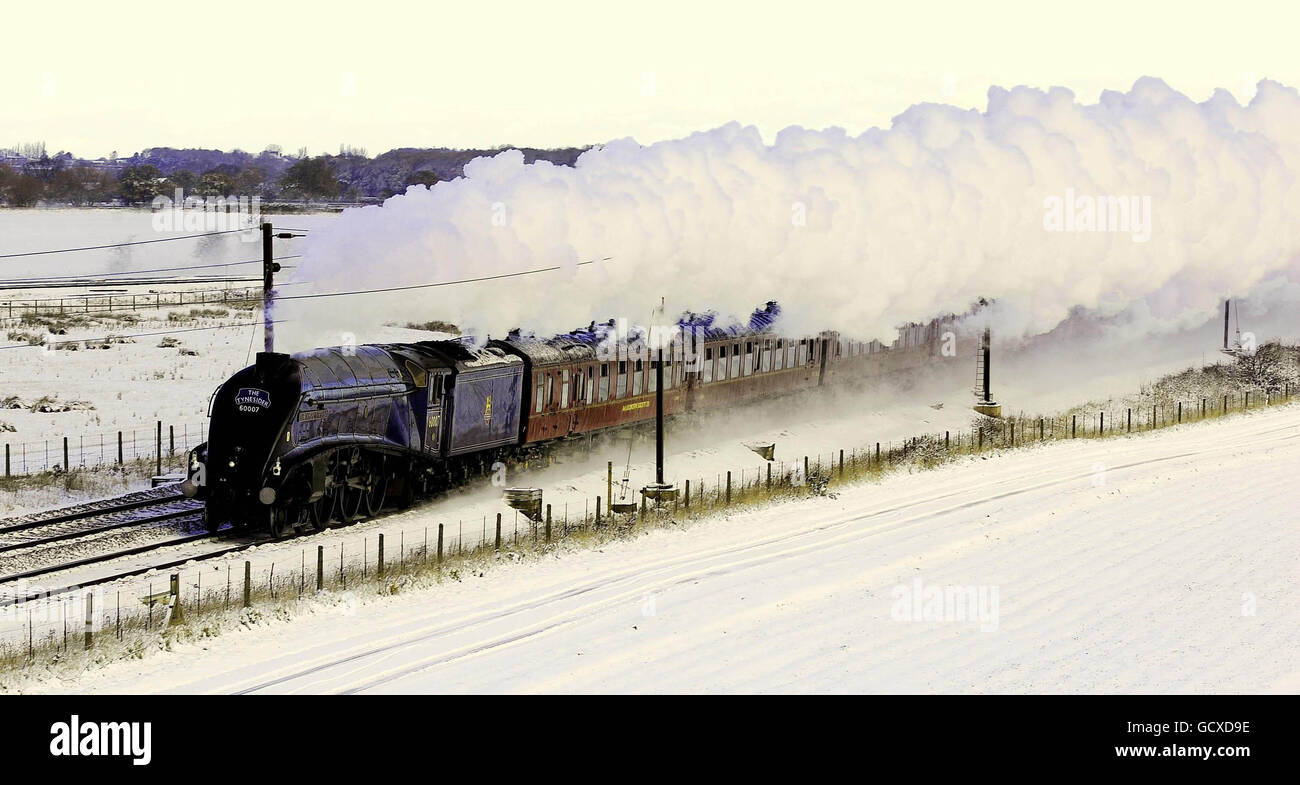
(0, 320, 291, 351)
(275, 258, 609, 303)
(0, 227, 256, 260)
(0, 256, 301, 285)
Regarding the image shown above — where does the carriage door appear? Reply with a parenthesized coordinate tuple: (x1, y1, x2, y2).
(425, 373, 448, 455)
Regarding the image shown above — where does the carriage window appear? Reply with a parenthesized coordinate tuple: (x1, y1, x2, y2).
(703, 347, 714, 383)
(599, 364, 611, 402)
(743, 342, 753, 376)
(761, 343, 772, 372)
(535, 375, 545, 413)
(617, 361, 628, 398)
(647, 360, 657, 392)
(560, 369, 570, 408)
(633, 359, 644, 396)
(773, 340, 783, 371)
(717, 345, 727, 380)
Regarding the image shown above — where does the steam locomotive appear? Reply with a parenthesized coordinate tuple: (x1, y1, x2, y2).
(183, 312, 959, 536)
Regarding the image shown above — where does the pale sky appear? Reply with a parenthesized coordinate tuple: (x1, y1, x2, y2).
(3, 0, 1296, 158)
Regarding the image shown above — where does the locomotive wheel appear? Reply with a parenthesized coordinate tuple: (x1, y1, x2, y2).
(339, 449, 367, 523)
(364, 456, 387, 517)
(309, 489, 337, 531)
(267, 507, 288, 539)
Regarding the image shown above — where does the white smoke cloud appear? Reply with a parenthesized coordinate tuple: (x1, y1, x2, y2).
(282, 77, 1300, 349)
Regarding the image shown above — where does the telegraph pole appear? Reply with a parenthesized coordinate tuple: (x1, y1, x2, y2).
(261, 222, 278, 353)
(655, 340, 664, 484)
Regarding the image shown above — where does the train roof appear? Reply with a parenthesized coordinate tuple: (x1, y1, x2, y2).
(290, 345, 405, 391)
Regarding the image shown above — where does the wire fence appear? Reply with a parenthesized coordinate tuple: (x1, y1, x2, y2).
(0, 384, 1294, 673)
(0, 286, 261, 319)
(2, 420, 207, 478)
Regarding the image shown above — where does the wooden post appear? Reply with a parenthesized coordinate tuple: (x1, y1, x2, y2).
(1127, 408, 1131, 432)
(1177, 402, 1182, 423)
(169, 425, 175, 456)
(495, 513, 502, 550)
(1010, 422, 1015, 444)
(63, 437, 68, 472)
(684, 480, 690, 509)
(945, 431, 949, 449)
(1039, 418, 1044, 440)
(437, 523, 445, 563)
(1099, 412, 1104, 433)
(766, 462, 772, 489)
(168, 574, 183, 626)
(243, 561, 251, 608)
(155, 420, 162, 475)
(838, 449, 844, 477)
(1071, 415, 1076, 438)
(83, 592, 94, 651)
(316, 546, 324, 592)
(875, 442, 880, 463)
(639, 493, 646, 523)
(4, 444, 8, 477)
(117, 431, 123, 465)
(726, 471, 732, 505)
(606, 461, 613, 525)
(595, 497, 602, 526)
(544, 505, 551, 542)
(377, 533, 385, 577)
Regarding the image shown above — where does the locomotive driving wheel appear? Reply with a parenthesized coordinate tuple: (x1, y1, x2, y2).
(339, 447, 367, 523)
(364, 455, 387, 517)
(267, 506, 288, 539)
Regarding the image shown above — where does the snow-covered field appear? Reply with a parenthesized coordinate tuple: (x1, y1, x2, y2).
(22, 401, 1299, 694)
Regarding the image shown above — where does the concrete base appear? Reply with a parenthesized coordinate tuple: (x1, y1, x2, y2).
(973, 402, 1003, 418)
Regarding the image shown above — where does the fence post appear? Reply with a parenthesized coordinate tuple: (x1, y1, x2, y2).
(1010, 422, 1015, 444)
(377, 533, 385, 577)
(243, 561, 251, 608)
(155, 421, 162, 475)
(766, 462, 772, 489)
(63, 437, 69, 472)
(1202, 397, 1206, 417)
(606, 462, 613, 525)
(168, 574, 183, 626)
(725, 471, 732, 505)
(684, 480, 690, 510)
(978, 429, 983, 450)
(316, 546, 324, 592)
(595, 497, 602, 526)
(83, 592, 94, 651)
(169, 425, 175, 456)
(495, 513, 502, 550)
(945, 431, 950, 450)
(1245, 391, 1250, 408)
(4, 443, 8, 477)
(544, 505, 551, 542)
(117, 431, 123, 465)
(838, 449, 844, 477)
(1099, 412, 1104, 433)
(1177, 402, 1182, 423)
(1071, 415, 1076, 438)
(1127, 408, 1131, 432)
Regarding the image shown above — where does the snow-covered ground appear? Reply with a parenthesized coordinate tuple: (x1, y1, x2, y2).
(23, 401, 1299, 694)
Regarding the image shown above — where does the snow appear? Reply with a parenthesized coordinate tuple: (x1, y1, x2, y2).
(21, 402, 1300, 694)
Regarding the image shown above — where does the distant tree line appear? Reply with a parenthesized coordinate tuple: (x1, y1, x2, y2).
(0, 143, 588, 207)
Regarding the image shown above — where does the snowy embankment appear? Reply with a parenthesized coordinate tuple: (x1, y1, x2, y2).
(37, 403, 1300, 694)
